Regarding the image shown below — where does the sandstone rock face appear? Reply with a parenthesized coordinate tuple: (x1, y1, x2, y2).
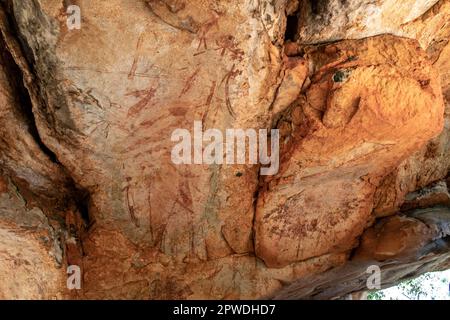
(0, 0, 449, 300)
(256, 35, 444, 267)
(0, 36, 75, 213)
(272, 206, 450, 299)
(296, 0, 449, 47)
(0, 176, 65, 299)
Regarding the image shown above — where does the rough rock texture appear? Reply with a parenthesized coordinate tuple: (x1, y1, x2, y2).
(0, 0, 449, 300)
(0, 175, 65, 299)
(256, 35, 444, 267)
(296, 0, 449, 46)
(0, 35, 76, 213)
(272, 204, 450, 299)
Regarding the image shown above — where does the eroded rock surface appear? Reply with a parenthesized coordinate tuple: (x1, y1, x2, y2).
(0, 175, 65, 299)
(0, 0, 449, 300)
(296, 0, 449, 46)
(272, 203, 450, 299)
(256, 35, 444, 267)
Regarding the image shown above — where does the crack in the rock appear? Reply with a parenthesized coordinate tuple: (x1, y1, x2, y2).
(0, 1, 92, 264)
(0, 34, 58, 164)
(284, 6, 300, 42)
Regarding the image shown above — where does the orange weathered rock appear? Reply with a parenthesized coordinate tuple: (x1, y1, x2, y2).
(0, 0, 449, 300)
(272, 204, 450, 299)
(256, 35, 444, 267)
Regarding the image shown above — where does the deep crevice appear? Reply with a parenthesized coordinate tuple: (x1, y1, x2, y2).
(0, 42, 59, 163)
(310, 0, 320, 15)
(1, 0, 39, 68)
(0, 3, 57, 163)
(0, 5, 91, 227)
(284, 13, 299, 42)
(78, 192, 92, 226)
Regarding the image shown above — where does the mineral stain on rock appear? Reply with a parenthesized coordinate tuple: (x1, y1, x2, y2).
(0, 0, 449, 300)
(332, 69, 351, 83)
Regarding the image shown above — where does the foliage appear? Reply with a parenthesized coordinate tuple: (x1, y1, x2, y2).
(397, 274, 433, 300)
(367, 290, 385, 300)
(367, 271, 450, 300)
